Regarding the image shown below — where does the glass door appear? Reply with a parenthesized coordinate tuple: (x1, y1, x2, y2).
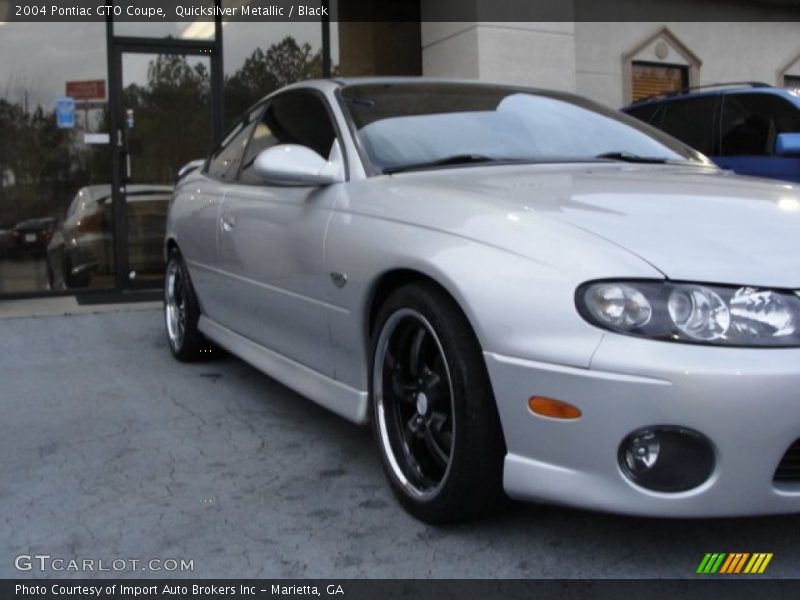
(114, 49, 215, 289)
(0, 22, 113, 293)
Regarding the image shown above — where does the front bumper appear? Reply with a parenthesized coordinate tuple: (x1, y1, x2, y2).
(485, 335, 800, 517)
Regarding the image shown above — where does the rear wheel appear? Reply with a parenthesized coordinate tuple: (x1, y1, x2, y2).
(370, 282, 506, 523)
(164, 249, 208, 361)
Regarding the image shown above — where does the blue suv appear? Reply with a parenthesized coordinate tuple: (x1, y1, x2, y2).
(623, 83, 800, 183)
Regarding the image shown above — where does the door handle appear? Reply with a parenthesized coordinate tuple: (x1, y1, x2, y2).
(221, 214, 236, 232)
(119, 129, 131, 182)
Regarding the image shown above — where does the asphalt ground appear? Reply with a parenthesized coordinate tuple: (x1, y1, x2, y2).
(2, 307, 799, 578)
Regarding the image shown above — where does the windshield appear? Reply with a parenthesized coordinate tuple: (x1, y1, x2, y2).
(339, 83, 708, 174)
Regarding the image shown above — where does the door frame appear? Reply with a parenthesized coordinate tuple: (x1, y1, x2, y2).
(106, 18, 224, 290)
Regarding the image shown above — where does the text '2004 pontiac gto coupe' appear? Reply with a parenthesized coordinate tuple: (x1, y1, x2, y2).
(165, 79, 800, 522)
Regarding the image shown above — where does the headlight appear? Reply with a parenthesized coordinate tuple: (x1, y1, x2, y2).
(667, 285, 729, 341)
(577, 280, 800, 347)
(584, 282, 652, 329)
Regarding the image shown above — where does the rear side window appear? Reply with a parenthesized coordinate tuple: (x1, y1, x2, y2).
(720, 93, 800, 156)
(239, 90, 338, 185)
(657, 96, 717, 155)
(66, 190, 85, 217)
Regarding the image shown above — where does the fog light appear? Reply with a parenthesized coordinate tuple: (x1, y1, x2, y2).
(619, 427, 714, 492)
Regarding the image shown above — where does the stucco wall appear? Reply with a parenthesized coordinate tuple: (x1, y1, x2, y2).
(422, 22, 576, 91)
(575, 22, 800, 107)
(420, 19, 800, 108)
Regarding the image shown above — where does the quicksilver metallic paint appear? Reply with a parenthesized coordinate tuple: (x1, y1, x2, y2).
(166, 78, 800, 516)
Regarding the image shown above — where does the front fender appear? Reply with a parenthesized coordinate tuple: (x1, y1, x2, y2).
(325, 210, 661, 392)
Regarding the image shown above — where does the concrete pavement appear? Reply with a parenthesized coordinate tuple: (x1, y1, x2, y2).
(1, 308, 799, 578)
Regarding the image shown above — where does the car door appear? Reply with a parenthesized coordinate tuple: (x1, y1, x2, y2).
(216, 89, 343, 377)
(175, 107, 262, 325)
(716, 93, 800, 183)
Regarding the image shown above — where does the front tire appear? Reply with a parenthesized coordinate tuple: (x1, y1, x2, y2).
(370, 282, 506, 523)
(164, 249, 207, 361)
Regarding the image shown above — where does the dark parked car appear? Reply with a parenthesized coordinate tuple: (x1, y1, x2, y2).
(47, 184, 172, 288)
(623, 82, 800, 183)
(0, 228, 11, 258)
(7, 217, 57, 258)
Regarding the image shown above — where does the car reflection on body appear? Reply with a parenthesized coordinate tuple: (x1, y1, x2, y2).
(47, 184, 172, 288)
(165, 78, 800, 523)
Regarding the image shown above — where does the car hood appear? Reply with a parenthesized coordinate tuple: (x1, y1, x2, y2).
(382, 163, 800, 288)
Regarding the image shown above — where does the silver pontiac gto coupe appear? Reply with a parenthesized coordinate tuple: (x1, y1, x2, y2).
(165, 78, 800, 522)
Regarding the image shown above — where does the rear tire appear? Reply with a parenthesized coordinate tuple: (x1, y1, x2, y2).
(164, 249, 208, 362)
(370, 282, 506, 524)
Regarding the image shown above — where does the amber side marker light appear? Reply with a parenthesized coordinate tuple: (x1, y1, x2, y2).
(528, 396, 582, 420)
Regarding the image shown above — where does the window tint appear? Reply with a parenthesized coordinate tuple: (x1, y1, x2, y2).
(657, 96, 716, 155)
(66, 190, 84, 218)
(239, 90, 337, 184)
(720, 93, 800, 156)
(238, 115, 279, 185)
(340, 83, 701, 174)
(206, 106, 262, 181)
(625, 103, 662, 125)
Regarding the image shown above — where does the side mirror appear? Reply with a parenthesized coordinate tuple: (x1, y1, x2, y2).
(254, 143, 344, 186)
(776, 133, 800, 157)
(177, 159, 205, 180)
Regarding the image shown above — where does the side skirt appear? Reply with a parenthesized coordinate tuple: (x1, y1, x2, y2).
(198, 316, 369, 424)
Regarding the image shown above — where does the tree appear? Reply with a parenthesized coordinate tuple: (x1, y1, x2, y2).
(122, 53, 213, 184)
(0, 36, 332, 225)
(224, 36, 327, 125)
(0, 92, 87, 224)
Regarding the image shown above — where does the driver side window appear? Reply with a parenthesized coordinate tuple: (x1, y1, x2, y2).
(206, 106, 263, 181)
(720, 94, 800, 157)
(238, 90, 338, 185)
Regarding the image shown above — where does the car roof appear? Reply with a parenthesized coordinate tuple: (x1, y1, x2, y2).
(15, 217, 55, 227)
(334, 76, 512, 86)
(331, 76, 569, 93)
(285, 76, 572, 96)
(626, 84, 800, 109)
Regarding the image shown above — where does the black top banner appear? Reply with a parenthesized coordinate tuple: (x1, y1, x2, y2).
(2, 0, 800, 22)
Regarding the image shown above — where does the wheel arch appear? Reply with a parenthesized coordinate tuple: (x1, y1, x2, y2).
(364, 266, 510, 515)
(365, 267, 484, 354)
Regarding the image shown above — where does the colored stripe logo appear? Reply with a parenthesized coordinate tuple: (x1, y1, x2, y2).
(697, 553, 773, 574)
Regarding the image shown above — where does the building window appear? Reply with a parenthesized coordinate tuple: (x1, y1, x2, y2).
(786, 75, 800, 93)
(623, 28, 700, 104)
(631, 62, 689, 102)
